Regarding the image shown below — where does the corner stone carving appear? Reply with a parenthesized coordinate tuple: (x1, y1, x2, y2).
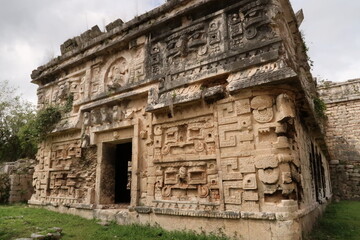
(217, 91, 301, 211)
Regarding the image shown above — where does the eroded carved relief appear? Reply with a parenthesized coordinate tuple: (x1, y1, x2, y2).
(227, 0, 272, 51)
(149, 16, 225, 89)
(152, 116, 216, 162)
(90, 65, 101, 95)
(153, 161, 220, 208)
(50, 140, 82, 170)
(105, 57, 129, 90)
(31, 137, 97, 205)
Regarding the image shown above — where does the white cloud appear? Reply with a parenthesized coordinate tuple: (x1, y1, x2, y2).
(291, 0, 360, 82)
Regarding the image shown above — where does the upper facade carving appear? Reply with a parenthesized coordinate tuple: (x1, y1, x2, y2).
(30, 0, 317, 136)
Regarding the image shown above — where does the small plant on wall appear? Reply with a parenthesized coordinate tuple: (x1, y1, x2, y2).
(313, 97, 327, 120)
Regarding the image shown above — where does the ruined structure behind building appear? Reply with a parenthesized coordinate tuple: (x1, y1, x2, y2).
(0, 159, 35, 203)
(29, 0, 332, 239)
(318, 79, 360, 200)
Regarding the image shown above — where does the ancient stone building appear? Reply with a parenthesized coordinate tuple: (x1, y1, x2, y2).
(318, 79, 360, 200)
(29, 0, 332, 239)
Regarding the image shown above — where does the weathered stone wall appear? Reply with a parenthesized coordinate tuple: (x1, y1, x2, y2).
(28, 0, 331, 239)
(318, 79, 360, 200)
(0, 159, 35, 203)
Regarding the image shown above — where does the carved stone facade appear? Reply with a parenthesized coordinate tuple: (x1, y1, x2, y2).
(29, 0, 331, 239)
(318, 79, 360, 200)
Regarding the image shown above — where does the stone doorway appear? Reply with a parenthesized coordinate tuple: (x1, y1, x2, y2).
(99, 140, 133, 205)
(114, 142, 132, 204)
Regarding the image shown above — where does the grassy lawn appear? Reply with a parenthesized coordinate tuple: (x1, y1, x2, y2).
(306, 201, 360, 240)
(1, 201, 359, 240)
(0, 205, 228, 240)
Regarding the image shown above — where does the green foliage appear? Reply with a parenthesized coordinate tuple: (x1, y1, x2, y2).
(16, 93, 72, 161)
(34, 106, 62, 140)
(0, 81, 36, 162)
(0, 205, 230, 240)
(63, 93, 74, 113)
(313, 97, 327, 119)
(306, 201, 360, 240)
(300, 30, 314, 69)
(19, 105, 62, 150)
(0, 79, 70, 163)
(0, 174, 10, 204)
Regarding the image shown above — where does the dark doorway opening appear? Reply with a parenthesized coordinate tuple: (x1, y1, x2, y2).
(114, 142, 132, 204)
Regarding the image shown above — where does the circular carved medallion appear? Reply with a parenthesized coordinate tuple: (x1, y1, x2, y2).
(194, 142, 205, 152)
(198, 185, 209, 198)
(253, 107, 274, 123)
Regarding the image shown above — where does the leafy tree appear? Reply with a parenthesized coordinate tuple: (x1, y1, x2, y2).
(0, 80, 36, 162)
(19, 105, 62, 147)
(0, 80, 67, 163)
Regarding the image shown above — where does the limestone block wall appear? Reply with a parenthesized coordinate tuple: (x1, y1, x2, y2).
(0, 159, 35, 203)
(318, 79, 360, 200)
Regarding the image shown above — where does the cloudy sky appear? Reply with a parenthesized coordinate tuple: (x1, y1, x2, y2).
(0, 0, 359, 103)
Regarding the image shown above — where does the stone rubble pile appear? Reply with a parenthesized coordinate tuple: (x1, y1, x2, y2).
(14, 227, 62, 240)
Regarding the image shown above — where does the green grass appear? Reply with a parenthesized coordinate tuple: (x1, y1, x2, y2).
(306, 201, 360, 240)
(2, 201, 359, 240)
(0, 204, 229, 240)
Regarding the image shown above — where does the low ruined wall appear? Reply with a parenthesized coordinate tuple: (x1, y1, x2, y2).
(0, 159, 35, 203)
(318, 79, 360, 200)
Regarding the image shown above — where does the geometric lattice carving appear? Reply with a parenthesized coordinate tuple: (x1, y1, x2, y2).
(223, 181, 242, 204)
(152, 116, 215, 162)
(217, 101, 254, 159)
(221, 158, 242, 180)
(218, 102, 238, 125)
(50, 140, 82, 170)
